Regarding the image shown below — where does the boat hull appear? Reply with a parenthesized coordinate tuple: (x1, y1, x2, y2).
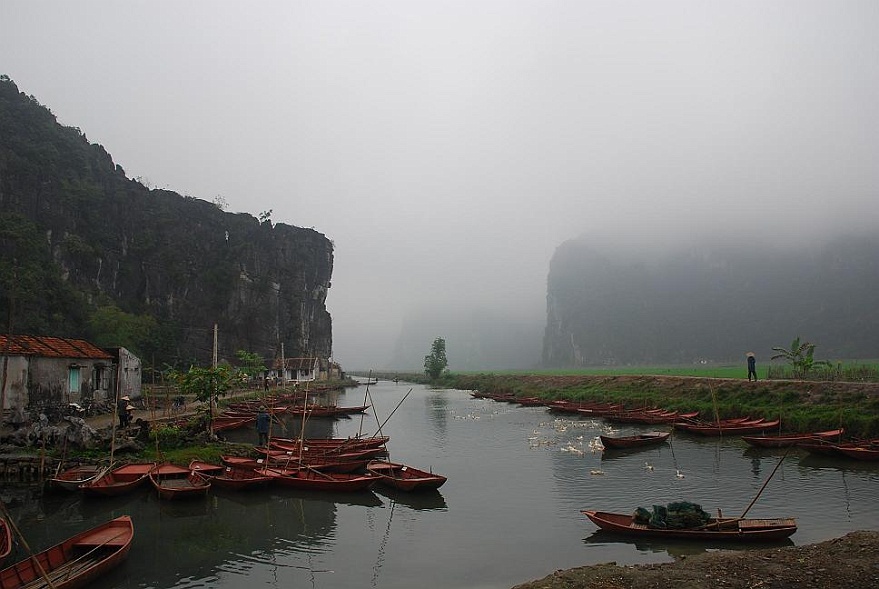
(600, 432, 670, 449)
(0, 515, 133, 589)
(582, 510, 797, 541)
(366, 461, 447, 492)
(80, 463, 155, 497)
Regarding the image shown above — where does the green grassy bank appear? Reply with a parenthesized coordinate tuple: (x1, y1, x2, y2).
(372, 371, 879, 438)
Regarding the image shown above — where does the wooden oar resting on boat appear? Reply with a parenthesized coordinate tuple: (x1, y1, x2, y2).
(0, 515, 134, 589)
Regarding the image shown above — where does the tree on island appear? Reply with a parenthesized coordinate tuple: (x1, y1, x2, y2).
(424, 337, 449, 380)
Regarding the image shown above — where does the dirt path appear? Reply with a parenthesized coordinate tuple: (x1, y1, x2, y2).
(512, 530, 879, 589)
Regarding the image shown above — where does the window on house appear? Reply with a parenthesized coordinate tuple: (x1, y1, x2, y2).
(69, 366, 81, 396)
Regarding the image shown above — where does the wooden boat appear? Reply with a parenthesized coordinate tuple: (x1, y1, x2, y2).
(149, 463, 210, 500)
(582, 510, 797, 541)
(0, 518, 10, 566)
(188, 460, 273, 491)
(80, 462, 155, 497)
(675, 418, 781, 436)
(211, 416, 254, 432)
(547, 401, 621, 415)
(836, 445, 879, 461)
(263, 443, 387, 461)
(600, 431, 671, 449)
(0, 515, 134, 589)
(270, 435, 389, 451)
(606, 410, 698, 425)
(259, 467, 378, 492)
(366, 461, 447, 492)
(741, 428, 845, 448)
(46, 464, 106, 492)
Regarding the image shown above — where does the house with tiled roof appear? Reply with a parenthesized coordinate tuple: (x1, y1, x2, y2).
(0, 334, 140, 422)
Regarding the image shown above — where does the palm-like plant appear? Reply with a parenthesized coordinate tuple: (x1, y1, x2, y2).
(771, 337, 831, 378)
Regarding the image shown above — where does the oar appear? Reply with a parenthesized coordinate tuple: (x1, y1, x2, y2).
(0, 502, 58, 589)
(370, 388, 413, 438)
(738, 448, 790, 519)
(697, 449, 791, 530)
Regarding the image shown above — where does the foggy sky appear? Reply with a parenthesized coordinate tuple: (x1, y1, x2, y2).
(2, 1, 877, 370)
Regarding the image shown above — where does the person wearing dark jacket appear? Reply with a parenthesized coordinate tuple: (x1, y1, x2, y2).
(747, 353, 757, 381)
(117, 396, 131, 428)
(256, 406, 271, 445)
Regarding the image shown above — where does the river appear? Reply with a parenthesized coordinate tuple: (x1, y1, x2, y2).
(3, 378, 878, 588)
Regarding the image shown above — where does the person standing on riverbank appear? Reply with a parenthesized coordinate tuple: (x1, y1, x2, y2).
(117, 396, 131, 428)
(256, 406, 270, 445)
(747, 352, 757, 381)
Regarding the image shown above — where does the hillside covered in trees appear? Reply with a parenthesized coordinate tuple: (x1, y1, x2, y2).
(0, 76, 333, 373)
(543, 233, 879, 367)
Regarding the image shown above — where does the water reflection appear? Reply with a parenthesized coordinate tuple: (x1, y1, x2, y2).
(372, 487, 448, 511)
(583, 530, 795, 556)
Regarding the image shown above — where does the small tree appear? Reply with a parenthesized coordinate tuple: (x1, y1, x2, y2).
(235, 350, 267, 386)
(771, 337, 831, 378)
(168, 364, 235, 431)
(423, 337, 449, 380)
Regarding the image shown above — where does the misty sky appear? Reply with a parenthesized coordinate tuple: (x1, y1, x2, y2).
(2, 1, 877, 370)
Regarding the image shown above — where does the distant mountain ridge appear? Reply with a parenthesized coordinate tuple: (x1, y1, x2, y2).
(0, 76, 333, 370)
(543, 234, 879, 367)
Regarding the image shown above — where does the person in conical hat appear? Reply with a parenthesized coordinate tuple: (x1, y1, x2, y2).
(746, 352, 757, 381)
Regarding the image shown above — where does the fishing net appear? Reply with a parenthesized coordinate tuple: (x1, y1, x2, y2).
(634, 501, 711, 529)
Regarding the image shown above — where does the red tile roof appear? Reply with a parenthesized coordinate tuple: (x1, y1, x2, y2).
(0, 335, 114, 360)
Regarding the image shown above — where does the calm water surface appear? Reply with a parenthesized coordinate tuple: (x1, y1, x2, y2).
(5, 379, 878, 588)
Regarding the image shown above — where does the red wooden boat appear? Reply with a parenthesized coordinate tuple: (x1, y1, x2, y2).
(220, 453, 365, 473)
(836, 445, 879, 461)
(676, 418, 781, 436)
(270, 436, 389, 454)
(264, 443, 386, 461)
(211, 416, 254, 432)
(606, 410, 699, 425)
(366, 461, 447, 492)
(582, 510, 797, 541)
(741, 428, 845, 448)
(259, 467, 377, 492)
(149, 463, 210, 500)
(188, 460, 273, 491)
(0, 515, 133, 589)
(47, 465, 106, 492)
(0, 518, 10, 566)
(600, 431, 671, 450)
(80, 462, 155, 497)
(548, 401, 621, 415)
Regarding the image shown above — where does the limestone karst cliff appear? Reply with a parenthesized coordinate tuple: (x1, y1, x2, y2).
(0, 76, 332, 370)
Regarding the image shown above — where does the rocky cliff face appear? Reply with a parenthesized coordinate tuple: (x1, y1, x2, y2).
(0, 77, 332, 368)
(543, 235, 879, 367)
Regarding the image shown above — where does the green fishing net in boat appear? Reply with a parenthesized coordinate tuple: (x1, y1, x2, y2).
(634, 501, 711, 529)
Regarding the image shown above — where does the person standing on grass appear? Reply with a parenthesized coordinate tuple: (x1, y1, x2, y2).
(256, 406, 270, 446)
(747, 352, 757, 381)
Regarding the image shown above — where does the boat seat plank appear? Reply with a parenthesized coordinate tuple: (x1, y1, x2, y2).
(739, 518, 796, 529)
(74, 528, 128, 547)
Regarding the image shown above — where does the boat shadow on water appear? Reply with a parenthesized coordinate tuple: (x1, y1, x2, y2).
(373, 487, 448, 511)
(583, 529, 795, 557)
